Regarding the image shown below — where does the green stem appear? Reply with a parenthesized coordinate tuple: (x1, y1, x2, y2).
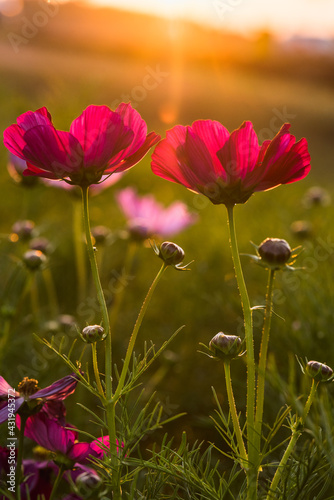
(113, 262, 167, 403)
(91, 342, 104, 397)
(224, 361, 248, 467)
(225, 205, 257, 498)
(29, 273, 39, 324)
(254, 269, 275, 456)
(81, 186, 117, 495)
(73, 197, 87, 306)
(16, 415, 28, 499)
(267, 379, 318, 498)
(49, 464, 65, 500)
(109, 241, 137, 334)
(42, 267, 59, 318)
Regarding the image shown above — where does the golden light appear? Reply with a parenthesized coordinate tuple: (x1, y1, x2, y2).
(0, 0, 24, 16)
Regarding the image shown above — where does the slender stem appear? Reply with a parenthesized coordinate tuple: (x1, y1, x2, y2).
(91, 342, 104, 397)
(113, 262, 167, 403)
(49, 465, 65, 500)
(81, 186, 117, 496)
(42, 267, 59, 318)
(16, 415, 28, 499)
(109, 241, 137, 334)
(267, 379, 318, 498)
(224, 361, 248, 467)
(254, 269, 275, 456)
(225, 204, 257, 499)
(29, 273, 39, 324)
(73, 197, 87, 306)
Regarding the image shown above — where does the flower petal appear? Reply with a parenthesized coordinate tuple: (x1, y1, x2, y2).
(0, 397, 23, 425)
(107, 131, 161, 174)
(216, 121, 259, 184)
(31, 373, 79, 401)
(70, 105, 133, 170)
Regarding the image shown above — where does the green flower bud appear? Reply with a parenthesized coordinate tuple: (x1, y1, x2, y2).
(258, 238, 291, 267)
(306, 360, 334, 382)
(209, 332, 243, 361)
(81, 325, 105, 343)
(23, 249, 47, 270)
(159, 241, 185, 266)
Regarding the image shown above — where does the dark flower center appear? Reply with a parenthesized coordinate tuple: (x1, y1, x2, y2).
(17, 377, 40, 397)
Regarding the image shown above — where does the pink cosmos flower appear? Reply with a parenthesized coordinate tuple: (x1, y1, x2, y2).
(24, 412, 91, 466)
(0, 373, 78, 424)
(151, 120, 311, 206)
(116, 187, 197, 240)
(4, 103, 160, 187)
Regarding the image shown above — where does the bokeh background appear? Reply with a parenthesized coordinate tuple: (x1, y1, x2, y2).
(0, 0, 334, 459)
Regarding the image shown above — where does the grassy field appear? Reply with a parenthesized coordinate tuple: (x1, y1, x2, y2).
(1, 1, 334, 493)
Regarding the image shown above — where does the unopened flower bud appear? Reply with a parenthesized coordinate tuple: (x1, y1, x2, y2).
(81, 324, 105, 343)
(23, 250, 47, 270)
(29, 237, 51, 254)
(159, 241, 185, 266)
(306, 361, 333, 382)
(258, 238, 291, 266)
(209, 332, 243, 361)
(303, 186, 331, 208)
(11, 220, 35, 241)
(91, 225, 111, 245)
(290, 220, 312, 240)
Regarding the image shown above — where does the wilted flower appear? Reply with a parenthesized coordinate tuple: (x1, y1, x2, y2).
(4, 104, 160, 187)
(116, 187, 197, 240)
(151, 120, 310, 206)
(305, 361, 334, 382)
(0, 373, 79, 424)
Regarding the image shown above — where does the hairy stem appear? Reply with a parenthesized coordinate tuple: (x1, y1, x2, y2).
(226, 204, 257, 498)
(224, 361, 248, 467)
(254, 268, 275, 456)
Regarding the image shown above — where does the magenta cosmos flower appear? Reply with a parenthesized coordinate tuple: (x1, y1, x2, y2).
(116, 187, 197, 240)
(0, 373, 78, 424)
(24, 412, 91, 467)
(151, 120, 311, 206)
(4, 104, 160, 187)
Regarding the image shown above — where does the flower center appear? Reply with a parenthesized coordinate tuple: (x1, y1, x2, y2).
(17, 377, 40, 397)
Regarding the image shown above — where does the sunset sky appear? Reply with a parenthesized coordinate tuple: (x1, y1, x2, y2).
(0, 0, 333, 39)
(82, 0, 334, 39)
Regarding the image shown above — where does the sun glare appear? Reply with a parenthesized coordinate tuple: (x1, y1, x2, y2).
(0, 0, 24, 16)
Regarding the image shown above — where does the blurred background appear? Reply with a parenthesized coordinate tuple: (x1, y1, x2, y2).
(0, 0, 334, 458)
